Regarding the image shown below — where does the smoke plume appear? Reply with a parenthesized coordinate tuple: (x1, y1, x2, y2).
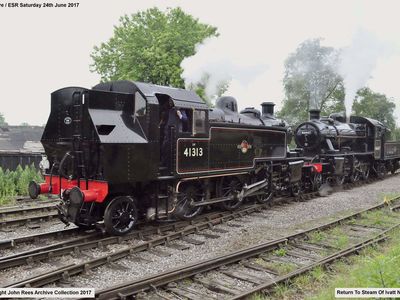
(338, 29, 386, 120)
(181, 36, 275, 105)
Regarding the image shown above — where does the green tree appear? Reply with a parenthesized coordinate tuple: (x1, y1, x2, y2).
(0, 113, 7, 126)
(278, 39, 344, 125)
(392, 127, 400, 140)
(187, 73, 229, 107)
(352, 87, 396, 130)
(91, 7, 218, 88)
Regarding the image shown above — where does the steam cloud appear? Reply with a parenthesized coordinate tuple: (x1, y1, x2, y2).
(338, 29, 386, 120)
(181, 36, 281, 108)
(182, 29, 397, 122)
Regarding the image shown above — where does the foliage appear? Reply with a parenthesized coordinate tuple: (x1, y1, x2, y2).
(310, 265, 327, 283)
(352, 87, 396, 131)
(330, 227, 348, 249)
(273, 248, 287, 257)
(278, 38, 345, 125)
(91, 7, 218, 88)
(273, 283, 291, 299)
(278, 38, 399, 135)
(310, 229, 400, 300)
(186, 73, 229, 107)
(308, 230, 325, 243)
(359, 209, 395, 227)
(392, 127, 400, 140)
(0, 112, 7, 126)
(0, 164, 43, 205)
(320, 81, 346, 117)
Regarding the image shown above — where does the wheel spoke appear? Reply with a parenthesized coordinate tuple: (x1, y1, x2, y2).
(104, 196, 138, 235)
(180, 199, 189, 209)
(219, 177, 244, 210)
(174, 186, 203, 220)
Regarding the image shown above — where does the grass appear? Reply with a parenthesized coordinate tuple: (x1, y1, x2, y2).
(307, 227, 349, 250)
(273, 248, 287, 257)
(0, 164, 43, 206)
(251, 219, 400, 300)
(310, 265, 327, 283)
(330, 227, 349, 249)
(379, 192, 400, 203)
(255, 257, 297, 275)
(308, 231, 325, 243)
(306, 210, 400, 252)
(181, 278, 193, 286)
(309, 228, 400, 300)
(358, 209, 398, 227)
(273, 283, 292, 299)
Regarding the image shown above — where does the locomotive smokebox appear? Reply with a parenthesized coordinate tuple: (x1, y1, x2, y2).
(261, 102, 275, 117)
(309, 109, 320, 120)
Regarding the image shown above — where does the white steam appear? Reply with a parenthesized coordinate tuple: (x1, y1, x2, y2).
(338, 29, 386, 120)
(182, 28, 397, 121)
(181, 36, 282, 107)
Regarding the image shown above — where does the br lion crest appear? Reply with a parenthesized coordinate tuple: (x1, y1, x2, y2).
(237, 140, 252, 154)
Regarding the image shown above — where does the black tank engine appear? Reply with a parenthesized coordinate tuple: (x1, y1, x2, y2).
(294, 109, 400, 184)
(29, 81, 304, 235)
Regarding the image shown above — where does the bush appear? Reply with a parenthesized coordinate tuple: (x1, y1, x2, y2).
(0, 164, 43, 205)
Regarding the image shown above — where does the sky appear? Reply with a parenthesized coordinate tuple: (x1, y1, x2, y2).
(0, 0, 400, 125)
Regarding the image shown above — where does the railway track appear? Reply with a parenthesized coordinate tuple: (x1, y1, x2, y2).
(0, 174, 397, 290)
(0, 173, 395, 231)
(0, 204, 269, 288)
(0, 203, 57, 218)
(93, 196, 400, 300)
(0, 210, 58, 229)
(0, 199, 58, 229)
(0, 206, 263, 270)
(15, 197, 57, 205)
(0, 227, 84, 250)
(0, 174, 389, 271)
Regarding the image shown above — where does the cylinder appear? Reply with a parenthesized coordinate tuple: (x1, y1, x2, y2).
(82, 190, 98, 202)
(39, 183, 50, 194)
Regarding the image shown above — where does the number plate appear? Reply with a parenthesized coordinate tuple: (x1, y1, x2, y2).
(177, 140, 208, 173)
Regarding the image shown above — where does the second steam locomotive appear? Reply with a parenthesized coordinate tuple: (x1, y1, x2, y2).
(29, 80, 400, 235)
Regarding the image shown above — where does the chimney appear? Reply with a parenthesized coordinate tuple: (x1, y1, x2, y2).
(261, 102, 275, 117)
(309, 109, 320, 120)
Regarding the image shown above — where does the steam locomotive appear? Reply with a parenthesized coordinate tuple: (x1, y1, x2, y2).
(294, 109, 400, 184)
(28, 80, 400, 235)
(28, 81, 304, 235)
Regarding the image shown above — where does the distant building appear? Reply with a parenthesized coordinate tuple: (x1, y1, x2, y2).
(0, 125, 44, 170)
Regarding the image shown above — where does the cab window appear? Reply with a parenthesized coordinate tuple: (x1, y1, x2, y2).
(193, 110, 207, 135)
(376, 127, 382, 138)
(135, 92, 147, 116)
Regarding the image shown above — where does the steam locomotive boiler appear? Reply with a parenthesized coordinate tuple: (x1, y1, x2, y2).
(29, 80, 304, 235)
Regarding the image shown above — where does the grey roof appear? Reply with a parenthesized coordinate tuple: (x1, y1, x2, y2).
(134, 81, 208, 109)
(350, 116, 386, 128)
(0, 126, 44, 153)
(92, 80, 208, 110)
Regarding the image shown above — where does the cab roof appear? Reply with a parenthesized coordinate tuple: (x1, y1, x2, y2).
(93, 80, 208, 110)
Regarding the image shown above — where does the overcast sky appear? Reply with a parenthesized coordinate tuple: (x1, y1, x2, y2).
(0, 0, 400, 125)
